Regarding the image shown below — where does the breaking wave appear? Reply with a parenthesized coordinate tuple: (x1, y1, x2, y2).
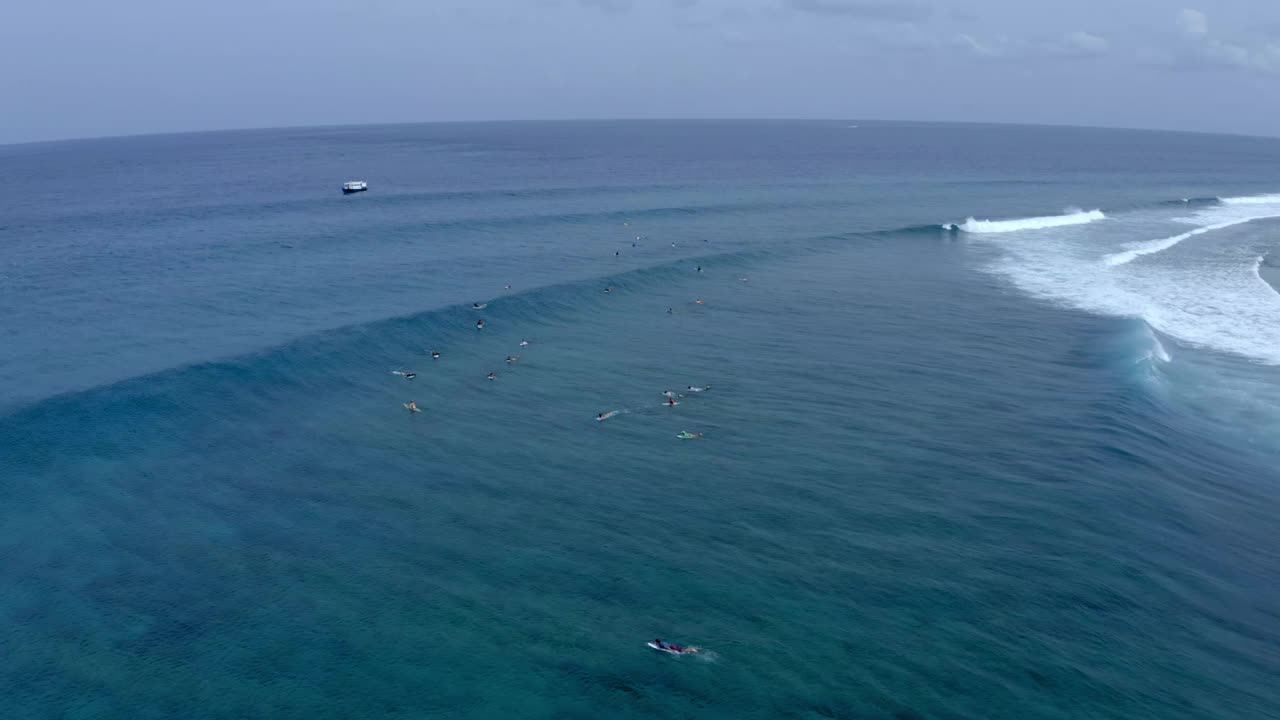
(956, 209, 1105, 234)
(1219, 193, 1280, 205)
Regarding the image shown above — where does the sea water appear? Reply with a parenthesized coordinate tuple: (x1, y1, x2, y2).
(1, 121, 1278, 719)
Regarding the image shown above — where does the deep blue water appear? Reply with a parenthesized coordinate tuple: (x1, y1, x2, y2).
(2, 121, 1279, 719)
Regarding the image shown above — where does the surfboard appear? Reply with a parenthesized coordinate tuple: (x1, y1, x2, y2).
(647, 642, 696, 654)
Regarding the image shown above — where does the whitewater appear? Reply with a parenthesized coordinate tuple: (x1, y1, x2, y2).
(965, 193, 1280, 365)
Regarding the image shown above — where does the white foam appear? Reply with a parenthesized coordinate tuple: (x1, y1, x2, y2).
(957, 209, 1105, 234)
(1219, 193, 1280, 205)
(1126, 324, 1173, 374)
(1104, 219, 1255, 266)
(973, 199, 1280, 365)
(1145, 326, 1172, 363)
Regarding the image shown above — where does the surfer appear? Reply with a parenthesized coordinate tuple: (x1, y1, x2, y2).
(431, 350, 441, 359)
(597, 410, 619, 421)
(519, 339, 530, 347)
(476, 319, 485, 330)
(678, 431, 703, 439)
(652, 638, 697, 653)
(686, 385, 709, 392)
(605, 287, 613, 294)
(696, 265, 702, 272)
(667, 396, 677, 407)
(402, 371, 416, 379)
(506, 355, 519, 364)
(487, 371, 497, 381)
(407, 400, 418, 412)
(615, 251, 620, 257)
(666, 307, 673, 314)
(473, 302, 486, 310)
(695, 299, 704, 305)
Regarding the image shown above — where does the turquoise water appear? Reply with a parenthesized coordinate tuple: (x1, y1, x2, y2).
(2, 122, 1279, 719)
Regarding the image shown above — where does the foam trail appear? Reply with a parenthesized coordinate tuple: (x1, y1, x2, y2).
(1104, 219, 1253, 267)
(957, 210, 1105, 234)
(1219, 193, 1280, 205)
(1254, 253, 1280, 298)
(1144, 325, 1172, 364)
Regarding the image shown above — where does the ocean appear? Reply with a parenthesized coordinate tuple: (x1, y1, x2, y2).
(1, 121, 1278, 719)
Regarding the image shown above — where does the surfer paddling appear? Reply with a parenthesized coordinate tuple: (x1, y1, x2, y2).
(650, 639, 698, 654)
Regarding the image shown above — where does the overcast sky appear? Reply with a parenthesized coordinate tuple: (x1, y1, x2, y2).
(3, 0, 1279, 143)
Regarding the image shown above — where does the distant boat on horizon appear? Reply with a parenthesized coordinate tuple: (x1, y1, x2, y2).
(342, 180, 368, 194)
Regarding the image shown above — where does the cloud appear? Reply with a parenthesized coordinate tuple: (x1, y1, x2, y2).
(1178, 9, 1208, 36)
(1048, 31, 1108, 57)
(956, 33, 1004, 58)
(783, 0, 932, 23)
(954, 31, 1108, 60)
(1173, 8, 1280, 74)
(578, 0, 632, 13)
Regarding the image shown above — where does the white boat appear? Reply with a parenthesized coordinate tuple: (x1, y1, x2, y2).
(342, 180, 368, 194)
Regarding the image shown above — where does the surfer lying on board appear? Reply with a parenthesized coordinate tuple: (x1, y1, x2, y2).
(652, 639, 698, 654)
(686, 385, 709, 392)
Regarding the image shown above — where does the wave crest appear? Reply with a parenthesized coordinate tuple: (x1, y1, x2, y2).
(1218, 193, 1280, 205)
(957, 209, 1105, 234)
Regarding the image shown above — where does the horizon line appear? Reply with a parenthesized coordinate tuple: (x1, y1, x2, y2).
(4, 116, 1278, 150)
